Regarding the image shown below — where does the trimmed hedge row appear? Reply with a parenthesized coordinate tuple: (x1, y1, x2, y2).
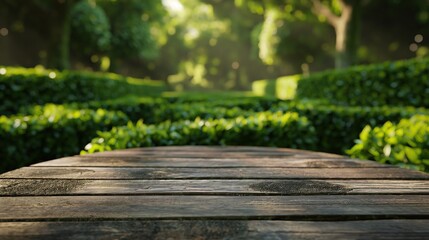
(274, 102, 429, 153)
(82, 111, 317, 154)
(0, 66, 165, 115)
(66, 98, 429, 156)
(0, 105, 128, 172)
(4, 92, 429, 172)
(94, 96, 279, 123)
(19, 96, 279, 124)
(347, 115, 429, 172)
(128, 98, 428, 154)
(296, 57, 429, 107)
(21, 100, 427, 157)
(252, 74, 301, 100)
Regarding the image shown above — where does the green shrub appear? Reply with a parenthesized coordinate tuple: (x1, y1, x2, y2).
(347, 115, 429, 172)
(151, 97, 282, 123)
(162, 91, 262, 102)
(153, 104, 252, 123)
(82, 111, 316, 154)
(18, 98, 428, 158)
(18, 95, 279, 124)
(0, 66, 165, 115)
(274, 101, 429, 153)
(166, 95, 281, 109)
(297, 57, 429, 107)
(252, 74, 301, 100)
(70, 0, 111, 54)
(0, 105, 129, 172)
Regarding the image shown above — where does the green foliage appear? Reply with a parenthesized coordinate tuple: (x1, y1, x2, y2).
(274, 102, 429, 153)
(70, 0, 111, 54)
(55, 95, 429, 158)
(0, 66, 166, 115)
(259, 7, 281, 65)
(82, 111, 317, 153)
(153, 104, 253, 124)
(111, 15, 157, 59)
(347, 115, 429, 172)
(150, 99, 428, 154)
(2, 62, 428, 173)
(81, 93, 278, 124)
(100, 0, 164, 60)
(252, 74, 301, 99)
(297, 57, 429, 107)
(0, 105, 128, 172)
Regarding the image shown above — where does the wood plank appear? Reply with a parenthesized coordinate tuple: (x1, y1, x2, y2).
(1, 220, 428, 240)
(2, 167, 428, 180)
(85, 152, 297, 158)
(33, 156, 385, 168)
(0, 195, 428, 220)
(92, 146, 339, 154)
(1, 179, 428, 196)
(86, 147, 343, 159)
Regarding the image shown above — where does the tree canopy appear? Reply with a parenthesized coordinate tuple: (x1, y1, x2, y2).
(0, 0, 428, 88)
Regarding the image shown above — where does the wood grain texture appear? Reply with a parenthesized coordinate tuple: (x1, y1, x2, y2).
(2, 166, 428, 180)
(1, 179, 429, 196)
(1, 220, 428, 240)
(1, 146, 428, 238)
(32, 156, 385, 168)
(85, 146, 343, 158)
(0, 195, 428, 220)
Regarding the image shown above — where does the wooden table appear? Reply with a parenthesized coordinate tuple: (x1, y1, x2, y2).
(1, 146, 428, 239)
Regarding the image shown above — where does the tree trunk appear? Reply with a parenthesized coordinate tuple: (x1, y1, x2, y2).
(334, 0, 361, 68)
(313, 0, 361, 69)
(46, 1, 74, 70)
(345, 0, 361, 66)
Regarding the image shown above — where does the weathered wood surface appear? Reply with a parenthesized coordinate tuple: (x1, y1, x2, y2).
(0, 146, 428, 239)
(1, 179, 429, 196)
(33, 156, 386, 168)
(0, 195, 428, 220)
(2, 166, 427, 179)
(1, 220, 428, 240)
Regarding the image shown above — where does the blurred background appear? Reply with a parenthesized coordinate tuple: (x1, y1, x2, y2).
(1, 0, 428, 90)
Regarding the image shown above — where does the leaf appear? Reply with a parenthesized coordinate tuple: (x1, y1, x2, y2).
(383, 144, 391, 157)
(359, 125, 371, 141)
(405, 146, 421, 164)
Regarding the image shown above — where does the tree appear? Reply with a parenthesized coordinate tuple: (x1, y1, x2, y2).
(237, 0, 362, 68)
(94, 0, 167, 71)
(0, 0, 166, 71)
(70, 1, 111, 56)
(311, 0, 361, 68)
(0, 0, 80, 70)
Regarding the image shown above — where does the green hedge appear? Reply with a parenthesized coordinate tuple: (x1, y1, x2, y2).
(252, 74, 301, 100)
(63, 98, 429, 156)
(274, 102, 429, 153)
(19, 96, 280, 124)
(152, 97, 279, 123)
(347, 115, 429, 172)
(0, 66, 165, 115)
(297, 57, 429, 107)
(0, 105, 128, 172)
(96, 96, 279, 123)
(82, 111, 316, 154)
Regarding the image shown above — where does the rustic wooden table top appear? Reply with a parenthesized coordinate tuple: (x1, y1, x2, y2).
(1, 146, 428, 239)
